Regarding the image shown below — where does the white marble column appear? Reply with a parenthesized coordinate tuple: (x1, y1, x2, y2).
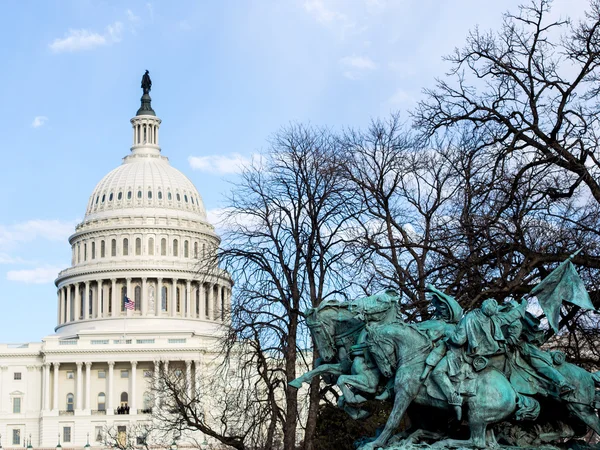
(194, 358, 202, 398)
(111, 278, 117, 317)
(157, 278, 163, 315)
(107, 361, 115, 414)
(85, 362, 92, 411)
(84, 280, 90, 319)
(185, 360, 192, 398)
(94, 280, 101, 318)
(42, 363, 50, 411)
(207, 284, 214, 320)
(153, 360, 160, 409)
(57, 290, 61, 325)
(186, 280, 192, 318)
(130, 361, 137, 414)
(66, 286, 71, 322)
(200, 283, 206, 319)
(171, 278, 178, 316)
(74, 283, 81, 321)
(141, 278, 147, 316)
(52, 362, 60, 411)
(76, 362, 83, 411)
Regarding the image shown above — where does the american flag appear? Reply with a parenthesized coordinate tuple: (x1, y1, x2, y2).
(124, 296, 135, 310)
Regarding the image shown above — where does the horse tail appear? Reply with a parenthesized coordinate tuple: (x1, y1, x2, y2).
(514, 393, 540, 421)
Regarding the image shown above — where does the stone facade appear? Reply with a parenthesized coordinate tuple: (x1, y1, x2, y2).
(0, 87, 232, 448)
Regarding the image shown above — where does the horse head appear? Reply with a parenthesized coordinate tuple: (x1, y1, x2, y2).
(307, 300, 364, 362)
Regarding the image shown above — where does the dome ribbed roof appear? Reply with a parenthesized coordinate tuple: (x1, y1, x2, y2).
(84, 154, 207, 221)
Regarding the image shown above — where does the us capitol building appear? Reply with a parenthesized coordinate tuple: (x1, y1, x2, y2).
(0, 74, 233, 448)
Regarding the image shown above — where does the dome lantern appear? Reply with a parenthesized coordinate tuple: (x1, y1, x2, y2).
(131, 70, 161, 156)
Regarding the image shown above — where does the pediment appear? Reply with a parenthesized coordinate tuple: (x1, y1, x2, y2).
(10, 390, 24, 396)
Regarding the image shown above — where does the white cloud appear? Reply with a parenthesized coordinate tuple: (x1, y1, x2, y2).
(0, 219, 75, 249)
(188, 153, 256, 175)
(0, 253, 28, 265)
(31, 116, 48, 128)
(340, 55, 376, 79)
(6, 266, 62, 284)
(126, 9, 140, 24)
(303, 0, 348, 24)
(386, 88, 416, 107)
(341, 55, 376, 70)
(146, 3, 154, 22)
(49, 21, 123, 53)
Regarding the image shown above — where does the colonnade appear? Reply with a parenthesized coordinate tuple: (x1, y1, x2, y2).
(41, 359, 202, 415)
(56, 278, 230, 326)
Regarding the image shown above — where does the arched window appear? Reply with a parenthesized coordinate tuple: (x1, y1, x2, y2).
(108, 287, 112, 313)
(102, 194, 105, 203)
(148, 238, 154, 256)
(184, 240, 189, 258)
(98, 392, 106, 411)
(148, 190, 152, 199)
(84, 243, 87, 261)
(196, 288, 200, 316)
(184, 194, 188, 203)
(127, 191, 132, 200)
(121, 286, 127, 312)
(111, 239, 117, 257)
(101, 240, 106, 258)
(158, 191, 163, 200)
(191, 196, 195, 205)
(167, 192, 172, 200)
(202, 243, 206, 256)
(176, 193, 181, 201)
(161, 238, 166, 256)
(95, 196, 99, 204)
(137, 190, 142, 199)
(66, 393, 74, 411)
(194, 242, 198, 258)
(91, 241, 96, 259)
(161, 286, 167, 311)
(109, 192, 113, 201)
(123, 238, 129, 256)
(176, 287, 181, 313)
(120, 392, 128, 407)
(118, 191, 122, 201)
(79, 287, 84, 319)
(135, 238, 141, 256)
(173, 239, 178, 257)
(134, 285, 141, 311)
(77, 243, 81, 263)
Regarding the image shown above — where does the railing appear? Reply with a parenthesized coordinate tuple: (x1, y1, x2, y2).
(115, 408, 130, 415)
(91, 409, 106, 415)
(59, 410, 74, 416)
(139, 408, 152, 414)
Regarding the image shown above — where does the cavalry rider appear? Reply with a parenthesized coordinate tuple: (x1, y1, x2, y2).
(504, 308, 574, 396)
(416, 285, 464, 419)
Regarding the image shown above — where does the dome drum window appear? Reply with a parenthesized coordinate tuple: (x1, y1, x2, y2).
(148, 190, 152, 199)
(109, 192, 113, 201)
(127, 191, 132, 200)
(137, 190, 142, 199)
(168, 192, 172, 201)
(102, 194, 105, 203)
(118, 192, 123, 201)
(184, 195, 188, 203)
(158, 191, 163, 200)
(176, 193, 181, 201)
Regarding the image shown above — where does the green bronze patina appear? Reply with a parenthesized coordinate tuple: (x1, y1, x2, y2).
(292, 254, 600, 449)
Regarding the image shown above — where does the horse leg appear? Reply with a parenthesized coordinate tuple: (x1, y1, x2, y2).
(289, 361, 349, 389)
(358, 368, 422, 450)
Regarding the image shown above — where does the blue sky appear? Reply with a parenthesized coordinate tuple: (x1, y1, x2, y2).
(0, 0, 589, 342)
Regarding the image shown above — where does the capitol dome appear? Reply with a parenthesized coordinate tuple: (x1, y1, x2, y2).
(54, 76, 232, 337)
(84, 153, 208, 222)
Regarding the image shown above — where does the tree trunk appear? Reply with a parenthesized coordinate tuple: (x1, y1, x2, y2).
(303, 375, 321, 450)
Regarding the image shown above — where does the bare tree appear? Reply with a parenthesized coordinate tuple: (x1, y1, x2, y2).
(218, 124, 355, 450)
(414, 0, 600, 206)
